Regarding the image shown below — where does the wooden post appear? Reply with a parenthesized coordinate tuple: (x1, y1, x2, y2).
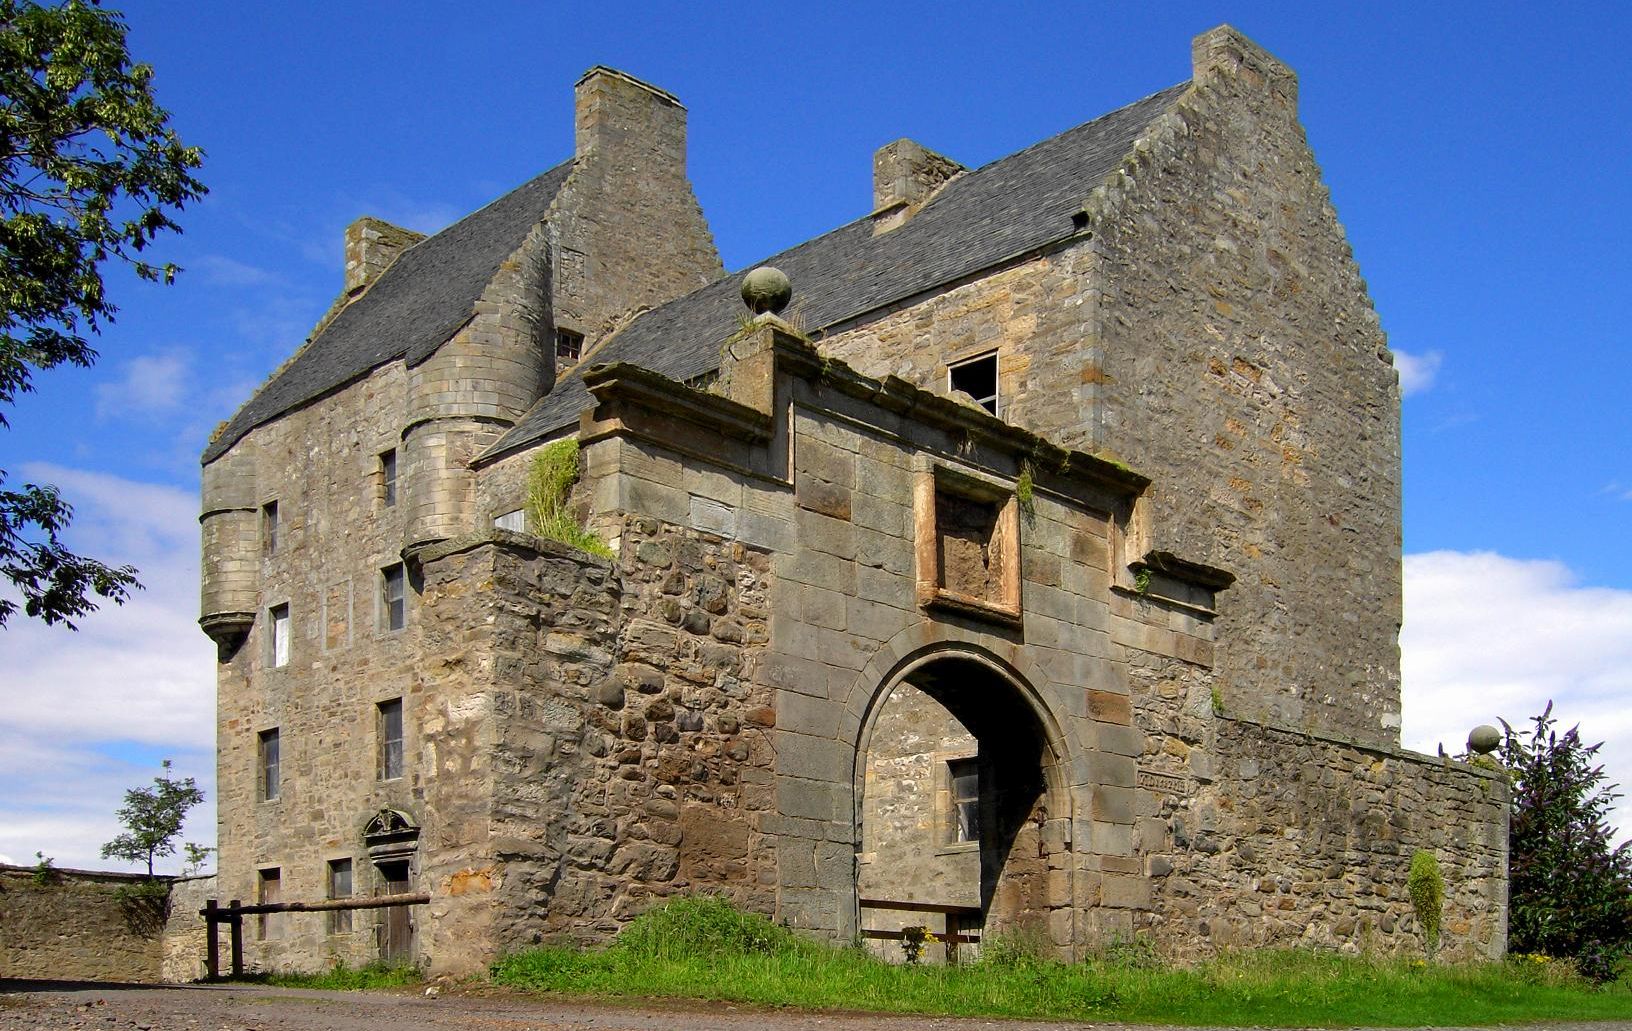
(204, 899, 219, 980)
(227, 899, 243, 978)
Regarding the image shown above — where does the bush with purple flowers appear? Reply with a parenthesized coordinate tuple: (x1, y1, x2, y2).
(1500, 702, 1632, 983)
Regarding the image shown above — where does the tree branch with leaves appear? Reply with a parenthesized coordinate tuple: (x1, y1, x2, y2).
(0, 0, 204, 628)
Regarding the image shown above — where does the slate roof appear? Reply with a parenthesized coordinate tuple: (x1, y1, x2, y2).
(483, 82, 1188, 461)
(203, 162, 574, 463)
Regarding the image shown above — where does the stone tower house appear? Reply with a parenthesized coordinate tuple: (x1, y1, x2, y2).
(201, 29, 1508, 975)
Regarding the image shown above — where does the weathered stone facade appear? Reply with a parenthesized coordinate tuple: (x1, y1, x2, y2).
(199, 28, 1507, 979)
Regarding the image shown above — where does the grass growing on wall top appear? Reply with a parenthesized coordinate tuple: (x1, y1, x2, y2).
(526, 438, 611, 558)
(490, 896, 1632, 1027)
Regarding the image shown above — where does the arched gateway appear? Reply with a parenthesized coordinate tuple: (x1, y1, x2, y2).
(850, 643, 1078, 959)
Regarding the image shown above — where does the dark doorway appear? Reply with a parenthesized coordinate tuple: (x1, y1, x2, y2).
(374, 859, 413, 963)
(856, 654, 1064, 959)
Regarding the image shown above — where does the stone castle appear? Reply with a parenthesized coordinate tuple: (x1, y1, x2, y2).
(199, 26, 1508, 975)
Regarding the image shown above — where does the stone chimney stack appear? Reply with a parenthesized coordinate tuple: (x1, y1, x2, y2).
(1191, 24, 1298, 110)
(574, 66, 688, 169)
(555, 66, 720, 345)
(344, 216, 425, 297)
(872, 139, 965, 233)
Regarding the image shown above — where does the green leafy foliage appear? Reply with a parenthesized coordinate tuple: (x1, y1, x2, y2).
(99, 758, 205, 876)
(1407, 850, 1444, 959)
(524, 438, 611, 558)
(610, 894, 805, 960)
(1500, 702, 1632, 983)
(0, 0, 204, 628)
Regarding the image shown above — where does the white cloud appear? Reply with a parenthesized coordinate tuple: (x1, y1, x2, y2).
(0, 465, 215, 872)
(193, 254, 279, 288)
(1393, 348, 1444, 397)
(94, 350, 192, 420)
(1401, 550, 1632, 841)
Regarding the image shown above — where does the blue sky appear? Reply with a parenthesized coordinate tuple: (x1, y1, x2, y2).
(2, 1, 1629, 869)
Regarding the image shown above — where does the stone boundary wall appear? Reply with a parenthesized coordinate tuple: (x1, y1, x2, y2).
(162, 874, 218, 983)
(0, 865, 170, 982)
(1147, 717, 1509, 960)
(414, 521, 776, 968)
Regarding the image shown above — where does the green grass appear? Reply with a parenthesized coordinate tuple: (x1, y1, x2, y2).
(490, 896, 1632, 1027)
(236, 960, 421, 991)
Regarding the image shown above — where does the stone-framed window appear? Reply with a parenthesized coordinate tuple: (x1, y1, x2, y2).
(556, 327, 584, 363)
(493, 509, 525, 532)
(946, 757, 979, 844)
(326, 858, 352, 934)
(380, 564, 405, 632)
(261, 500, 279, 556)
(379, 449, 397, 508)
(377, 698, 404, 781)
(257, 867, 280, 939)
(257, 728, 280, 802)
(913, 463, 1022, 626)
(947, 351, 998, 416)
(267, 603, 291, 668)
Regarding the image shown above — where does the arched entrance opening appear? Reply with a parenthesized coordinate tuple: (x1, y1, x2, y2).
(854, 651, 1070, 960)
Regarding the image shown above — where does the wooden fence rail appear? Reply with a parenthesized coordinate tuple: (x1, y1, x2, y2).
(858, 897, 982, 963)
(199, 893, 429, 980)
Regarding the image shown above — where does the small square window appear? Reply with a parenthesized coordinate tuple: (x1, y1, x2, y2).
(268, 604, 291, 667)
(261, 501, 279, 556)
(556, 328, 584, 362)
(378, 698, 404, 781)
(380, 450, 397, 508)
(493, 509, 526, 532)
(948, 758, 979, 844)
(257, 867, 281, 939)
(948, 352, 998, 416)
(327, 858, 353, 934)
(258, 728, 280, 802)
(381, 564, 405, 631)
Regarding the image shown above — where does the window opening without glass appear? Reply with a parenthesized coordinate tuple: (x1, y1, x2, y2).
(258, 728, 280, 802)
(380, 449, 397, 507)
(382, 564, 405, 631)
(948, 757, 979, 843)
(378, 698, 404, 780)
(269, 604, 290, 667)
(948, 352, 998, 415)
(257, 868, 280, 939)
(261, 501, 279, 555)
(327, 858, 353, 934)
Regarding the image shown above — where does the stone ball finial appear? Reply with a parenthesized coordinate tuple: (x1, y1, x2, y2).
(741, 266, 792, 315)
(1468, 724, 1501, 755)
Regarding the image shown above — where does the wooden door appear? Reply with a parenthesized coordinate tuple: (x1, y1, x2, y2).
(375, 860, 413, 963)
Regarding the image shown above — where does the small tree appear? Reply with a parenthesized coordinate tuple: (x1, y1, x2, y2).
(1500, 702, 1632, 982)
(100, 759, 204, 877)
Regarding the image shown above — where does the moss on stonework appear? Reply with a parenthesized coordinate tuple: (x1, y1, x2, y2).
(527, 439, 612, 558)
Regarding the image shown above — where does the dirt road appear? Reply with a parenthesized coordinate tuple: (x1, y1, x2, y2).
(3, 980, 1629, 1031)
